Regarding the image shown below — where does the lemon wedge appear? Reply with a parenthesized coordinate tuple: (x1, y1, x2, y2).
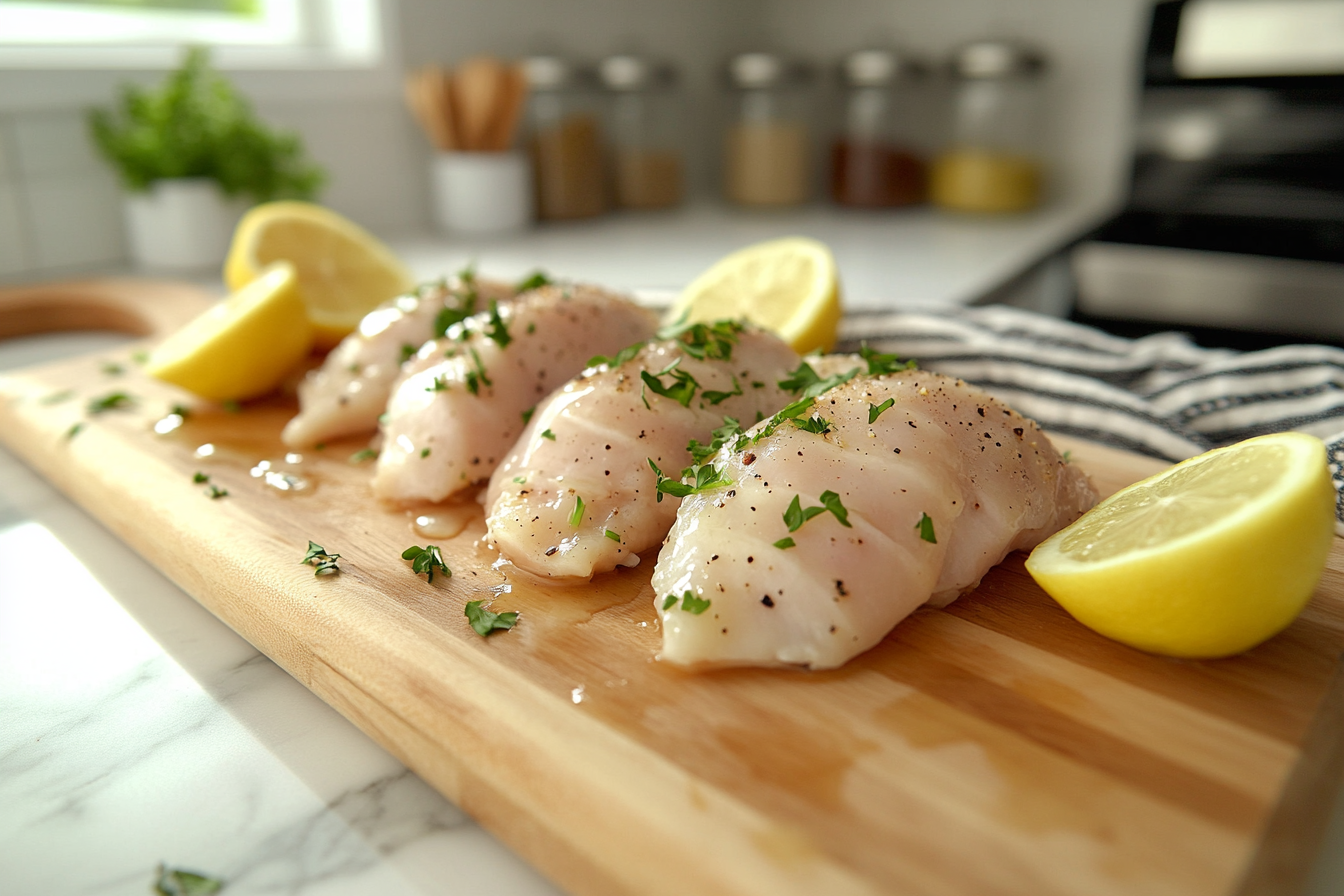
(668, 237, 842, 354)
(224, 201, 414, 349)
(1026, 432, 1336, 658)
(146, 261, 313, 402)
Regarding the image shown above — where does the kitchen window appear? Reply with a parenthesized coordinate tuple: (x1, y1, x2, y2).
(0, 0, 383, 68)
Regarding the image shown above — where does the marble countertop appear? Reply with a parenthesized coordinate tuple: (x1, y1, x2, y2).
(5, 204, 1344, 895)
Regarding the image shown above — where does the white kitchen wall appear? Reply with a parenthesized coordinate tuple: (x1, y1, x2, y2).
(0, 0, 1150, 285)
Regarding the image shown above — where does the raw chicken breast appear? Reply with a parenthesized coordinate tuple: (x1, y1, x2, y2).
(282, 274, 516, 448)
(485, 322, 800, 580)
(651, 367, 1097, 669)
(373, 284, 659, 504)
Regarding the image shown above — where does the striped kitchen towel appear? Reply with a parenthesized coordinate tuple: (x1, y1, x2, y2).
(838, 304, 1344, 530)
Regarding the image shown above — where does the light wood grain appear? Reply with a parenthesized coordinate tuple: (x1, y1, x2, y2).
(3, 280, 1344, 896)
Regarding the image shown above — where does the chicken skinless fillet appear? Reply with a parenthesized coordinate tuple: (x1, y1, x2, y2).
(485, 323, 800, 579)
(373, 285, 659, 504)
(652, 368, 1097, 670)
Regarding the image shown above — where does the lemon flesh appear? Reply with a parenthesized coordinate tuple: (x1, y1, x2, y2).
(668, 236, 841, 355)
(1026, 432, 1336, 658)
(225, 201, 414, 349)
(146, 261, 313, 402)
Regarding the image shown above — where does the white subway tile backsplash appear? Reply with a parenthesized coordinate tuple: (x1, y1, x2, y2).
(23, 170, 125, 270)
(0, 183, 32, 275)
(13, 111, 108, 179)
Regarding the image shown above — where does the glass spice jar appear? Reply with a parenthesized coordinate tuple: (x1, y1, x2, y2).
(723, 52, 813, 207)
(930, 40, 1047, 214)
(522, 55, 606, 220)
(599, 55, 684, 210)
(831, 48, 928, 208)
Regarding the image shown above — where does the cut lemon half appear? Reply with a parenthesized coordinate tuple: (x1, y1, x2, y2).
(147, 261, 313, 402)
(668, 237, 841, 354)
(1026, 432, 1336, 658)
(225, 201, 414, 348)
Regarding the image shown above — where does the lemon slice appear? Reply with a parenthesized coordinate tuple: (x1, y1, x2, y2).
(668, 237, 842, 354)
(1026, 432, 1336, 658)
(225, 201, 414, 348)
(147, 261, 313, 402)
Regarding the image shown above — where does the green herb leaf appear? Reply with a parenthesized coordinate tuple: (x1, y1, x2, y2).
(221, 399, 241, 414)
(604, 528, 621, 542)
(513, 475, 526, 484)
(87, 391, 133, 414)
(402, 544, 450, 583)
(818, 490, 853, 528)
(399, 343, 417, 364)
(569, 495, 585, 528)
(783, 494, 827, 532)
(193, 471, 209, 483)
(515, 270, 552, 292)
(101, 361, 125, 375)
(463, 347, 492, 395)
(464, 599, 519, 636)
(540, 428, 556, 441)
(778, 361, 861, 401)
(521, 405, 535, 425)
(420, 447, 431, 458)
(301, 540, 341, 576)
(433, 299, 476, 338)
(169, 403, 191, 419)
(587, 343, 642, 370)
(64, 422, 83, 440)
(132, 350, 149, 364)
(484, 299, 512, 349)
(640, 358, 699, 407)
(153, 863, 224, 896)
(680, 591, 712, 614)
(701, 374, 743, 406)
(205, 484, 228, 499)
(859, 342, 918, 375)
(1061, 450, 1073, 464)
(794, 414, 832, 434)
(916, 512, 937, 544)
(39, 389, 75, 406)
(349, 448, 377, 463)
(773, 537, 796, 549)
(426, 375, 450, 392)
(688, 416, 743, 464)
(661, 593, 678, 610)
(655, 319, 743, 361)
(868, 398, 895, 423)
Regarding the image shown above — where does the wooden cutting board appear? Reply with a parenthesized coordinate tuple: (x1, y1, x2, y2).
(3, 279, 1344, 896)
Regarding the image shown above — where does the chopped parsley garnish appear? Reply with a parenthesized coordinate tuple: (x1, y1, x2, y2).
(101, 361, 125, 375)
(399, 343, 417, 364)
(153, 863, 223, 896)
(687, 417, 743, 464)
(221, 400, 242, 414)
(420, 447, 431, 458)
(783, 490, 852, 533)
(402, 544, 450, 582)
(569, 495, 585, 527)
(39, 389, 75, 405)
(1061, 450, 1073, 464)
(205, 484, 228, 499)
(774, 537, 796, 550)
(131, 350, 149, 364)
(655, 318, 743, 361)
(859, 342, 917, 375)
(540, 428, 556, 440)
(641, 357, 699, 408)
(794, 414, 832, 434)
(701, 374, 742, 406)
(458, 262, 477, 284)
(426, 375, 450, 392)
(87, 391, 133, 414)
(916, 512, 937, 544)
(193, 471, 209, 483)
(170, 403, 191, 419)
(514, 270, 552, 292)
(587, 343, 642, 370)
(604, 528, 621, 542)
(350, 448, 377, 463)
(662, 590, 711, 614)
(301, 541, 341, 576)
(463, 347, 492, 395)
(433, 300, 476, 338)
(64, 422, 83, 440)
(465, 599, 518, 636)
(648, 457, 732, 502)
(869, 398, 895, 423)
(513, 475, 526, 484)
(484, 299, 512, 349)
(777, 360, 860, 400)
(521, 405, 535, 425)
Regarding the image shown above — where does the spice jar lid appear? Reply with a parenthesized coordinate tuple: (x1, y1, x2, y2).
(948, 40, 1046, 79)
(839, 48, 925, 86)
(598, 55, 677, 91)
(522, 55, 592, 91)
(725, 52, 812, 89)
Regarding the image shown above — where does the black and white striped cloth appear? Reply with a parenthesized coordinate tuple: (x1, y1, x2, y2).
(837, 304, 1344, 529)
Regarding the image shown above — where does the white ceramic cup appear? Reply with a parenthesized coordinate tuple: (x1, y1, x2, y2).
(431, 151, 533, 235)
(123, 178, 247, 271)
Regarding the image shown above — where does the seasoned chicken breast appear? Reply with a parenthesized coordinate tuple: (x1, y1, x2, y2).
(372, 284, 659, 504)
(651, 366, 1097, 669)
(281, 274, 516, 448)
(484, 321, 800, 580)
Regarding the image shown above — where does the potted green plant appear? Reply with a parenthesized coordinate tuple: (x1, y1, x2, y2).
(89, 47, 326, 271)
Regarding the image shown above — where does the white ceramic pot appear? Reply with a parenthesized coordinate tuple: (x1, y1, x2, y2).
(431, 152, 533, 235)
(124, 178, 249, 272)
